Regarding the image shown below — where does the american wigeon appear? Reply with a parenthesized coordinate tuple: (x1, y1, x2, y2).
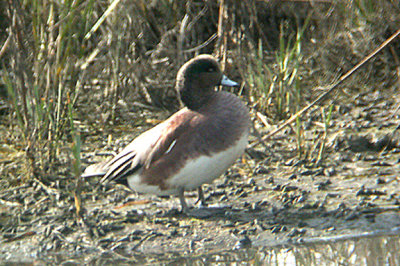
(84, 54, 250, 212)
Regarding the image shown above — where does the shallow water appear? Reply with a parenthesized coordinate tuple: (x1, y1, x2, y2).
(160, 234, 400, 265)
(255, 234, 400, 266)
(4, 231, 399, 265)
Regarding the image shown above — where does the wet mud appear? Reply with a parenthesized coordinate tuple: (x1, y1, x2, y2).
(1, 87, 400, 264)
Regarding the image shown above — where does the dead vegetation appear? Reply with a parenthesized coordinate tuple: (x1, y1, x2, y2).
(1, 0, 400, 262)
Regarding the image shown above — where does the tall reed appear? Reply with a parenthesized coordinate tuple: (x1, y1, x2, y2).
(2, 0, 96, 178)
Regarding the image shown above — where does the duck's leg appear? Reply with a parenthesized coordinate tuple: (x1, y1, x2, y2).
(196, 186, 208, 207)
(178, 187, 189, 213)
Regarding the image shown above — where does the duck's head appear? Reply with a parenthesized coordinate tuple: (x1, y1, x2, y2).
(176, 55, 238, 110)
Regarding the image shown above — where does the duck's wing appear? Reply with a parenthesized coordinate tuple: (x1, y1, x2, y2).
(88, 110, 194, 185)
(98, 146, 141, 184)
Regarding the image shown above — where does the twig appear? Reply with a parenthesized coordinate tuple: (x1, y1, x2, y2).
(84, 0, 121, 40)
(389, 103, 400, 120)
(183, 33, 217, 53)
(33, 177, 59, 197)
(2, 231, 36, 243)
(132, 232, 160, 251)
(0, 198, 21, 207)
(250, 28, 400, 149)
(0, 32, 12, 59)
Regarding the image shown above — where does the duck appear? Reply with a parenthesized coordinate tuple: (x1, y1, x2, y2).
(83, 54, 250, 213)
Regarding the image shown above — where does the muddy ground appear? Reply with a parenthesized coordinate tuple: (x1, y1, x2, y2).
(1, 85, 400, 264)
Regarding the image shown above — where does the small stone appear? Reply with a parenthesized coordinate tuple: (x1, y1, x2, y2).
(241, 202, 250, 209)
(296, 195, 307, 203)
(238, 191, 248, 198)
(300, 170, 315, 176)
(234, 187, 244, 195)
(254, 165, 269, 175)
(234, 235, 252, 249)
(228, 173, 242, 179)
(266, 176, 274, 184)
(220, 195, 228, 201)
(364, 213, 375, 223)
(297, 221, 307, 227)
(288, 228, 306, 237)
(347, 135, 373, 152)
(324, 167, 336, 176)
(252, 186, 262, 192)
(271, 226, 281, 234)
(282, 185, 298, 192)
(238, 229, 248, 235)
(230, 228, 239, 234)
(376, 178, 386, 184)
(169, 229, 178, 236)
(316, 180, 331, 191)
(272, 185, 281, 191)
(345, 212, 359, 220)
(247, 178, 256, 186)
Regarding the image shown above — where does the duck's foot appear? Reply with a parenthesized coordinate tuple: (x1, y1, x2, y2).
(178, 187, 189, 213)
(178, 187, 227, 218)
(179, 186, 208, 212)
(194, 186, 208, 207)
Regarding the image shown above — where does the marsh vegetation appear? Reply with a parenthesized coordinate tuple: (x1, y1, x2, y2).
(1, 0, 400, 263)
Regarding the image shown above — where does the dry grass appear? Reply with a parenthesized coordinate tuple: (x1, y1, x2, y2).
(1, 0, 400, 183)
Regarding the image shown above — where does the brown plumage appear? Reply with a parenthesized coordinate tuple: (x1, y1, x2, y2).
(83, 54, 250, 212)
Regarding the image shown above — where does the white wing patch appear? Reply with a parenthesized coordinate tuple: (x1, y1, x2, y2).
(165, 140, 177, 154)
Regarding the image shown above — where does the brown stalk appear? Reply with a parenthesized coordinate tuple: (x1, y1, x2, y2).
(250, 28, 400, 149)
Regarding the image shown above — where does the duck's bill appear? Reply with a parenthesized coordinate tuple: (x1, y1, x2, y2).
(220, 75, 239, 87)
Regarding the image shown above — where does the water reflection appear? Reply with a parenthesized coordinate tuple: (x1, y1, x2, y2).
(157, 235, 399, 265)
(5, 234, 400, 264)
(260, 235, 400, 265)
(89, 234, 400, 265)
